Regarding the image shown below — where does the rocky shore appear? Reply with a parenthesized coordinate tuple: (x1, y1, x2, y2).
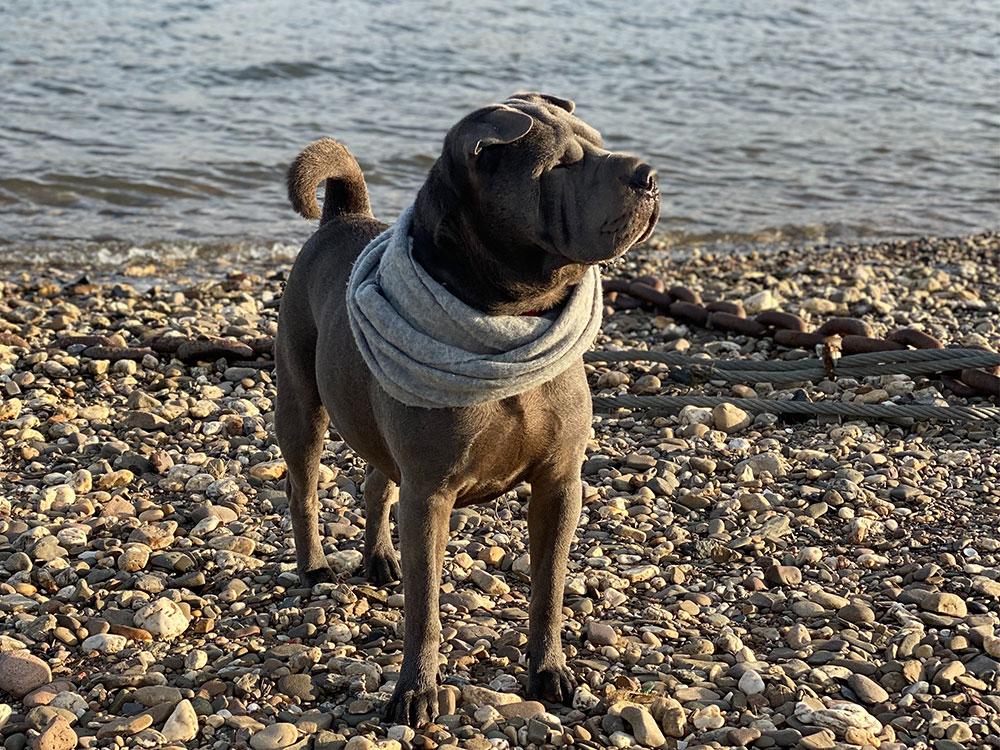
(1, 233, 997, 750)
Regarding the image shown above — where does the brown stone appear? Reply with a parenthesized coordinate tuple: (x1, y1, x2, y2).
(920, 592, 967, 618)
(108, 624, 153, 642)
(29, 715, 77, 750)
(22, 681, 76, 708)
(96, 713, 153, 739)
(0, 651, 53, 698)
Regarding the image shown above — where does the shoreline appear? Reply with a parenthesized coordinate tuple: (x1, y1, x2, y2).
(2, 226, 997, 277)
(0, 232, 997, 749)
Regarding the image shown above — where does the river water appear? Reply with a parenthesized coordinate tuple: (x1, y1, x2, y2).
(1, 0, 997, 265)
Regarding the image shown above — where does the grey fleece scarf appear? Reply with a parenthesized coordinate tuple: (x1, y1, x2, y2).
(346, 205, 603, 409)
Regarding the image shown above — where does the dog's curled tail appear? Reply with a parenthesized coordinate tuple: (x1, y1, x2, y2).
(287, 138, 372, 224)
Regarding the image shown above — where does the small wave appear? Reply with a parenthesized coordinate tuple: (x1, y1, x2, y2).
(0, 174, 213, 208)
(215, 60, 329, 82)
(0, 238, 301, 272)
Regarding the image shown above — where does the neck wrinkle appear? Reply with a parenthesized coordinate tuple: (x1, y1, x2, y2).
(409, 213, 584, 317)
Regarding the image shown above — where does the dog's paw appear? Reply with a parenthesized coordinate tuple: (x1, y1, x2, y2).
(365, 548, 402, 584)
(384, 680, 438, 727)
(527, 662, 576, 704)
(299, 565, 334, 588)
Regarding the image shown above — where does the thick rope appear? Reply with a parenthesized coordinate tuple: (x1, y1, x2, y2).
(591, 394, 1000, 423)
(585, 348, 1000, 385)
(698, 357, 1000, 385)
(588, 347, 999, 423)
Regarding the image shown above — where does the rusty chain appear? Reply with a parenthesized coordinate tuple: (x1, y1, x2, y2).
(601, 275, 1000, 398)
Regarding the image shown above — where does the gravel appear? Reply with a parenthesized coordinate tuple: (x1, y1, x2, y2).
(0, 232, 997, 749)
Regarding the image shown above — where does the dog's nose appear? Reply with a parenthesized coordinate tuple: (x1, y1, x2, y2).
(629, 163, 658, 194)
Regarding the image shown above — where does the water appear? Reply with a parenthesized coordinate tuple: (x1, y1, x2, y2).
(1, 0, 998, 264)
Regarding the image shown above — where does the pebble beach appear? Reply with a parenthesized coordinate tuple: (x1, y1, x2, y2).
(0, 232, 998, 750)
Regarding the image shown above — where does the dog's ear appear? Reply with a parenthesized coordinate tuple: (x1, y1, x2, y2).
(508, 92, 575, 114)
(459, 105, 534, 157)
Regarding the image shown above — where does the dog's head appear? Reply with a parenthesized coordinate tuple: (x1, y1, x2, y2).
(427, 92, 659, 266)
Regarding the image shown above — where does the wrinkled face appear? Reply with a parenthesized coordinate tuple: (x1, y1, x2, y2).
(444, 92, 660, 264)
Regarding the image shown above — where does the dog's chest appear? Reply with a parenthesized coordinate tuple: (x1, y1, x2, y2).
(441, 373, 591, 506)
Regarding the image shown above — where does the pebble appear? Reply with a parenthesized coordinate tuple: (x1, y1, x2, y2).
(585, 621, 618, 646)
(81, 633, 127, 654)
(460, 685, 520, 708)
(847, 674, 889, 705)
(920, 591, 968, 617)
(469, 567, 510, 596)
(496, 700, 546, 721)
(794, 701, 882, 737)
(739, 669, 765, 695)
(0, 652, 52, 698)
(765, 564, 802, 586)
(658, 699, 687, 738)
(133, 598, 189, 638)
(29, 715, 76, 750)
(712, 402, 751, 432)
(250, 722, 299, 750)
(97, 713, 154, 739)
(837, 601, 876, 624)
(786, 623, 812, 649)
(619, 705, 665, 748)
(161, 699, 199, 742)
(572, 686, 601, 711)
(691, 705, 724, 730)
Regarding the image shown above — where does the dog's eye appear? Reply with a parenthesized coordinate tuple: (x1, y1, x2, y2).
(551, 158, 578, 170)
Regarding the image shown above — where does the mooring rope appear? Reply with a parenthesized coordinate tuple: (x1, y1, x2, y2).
(587, 346, 999, 423)
(584, 347, 1000, 384)
(591, 394, 1000, 423)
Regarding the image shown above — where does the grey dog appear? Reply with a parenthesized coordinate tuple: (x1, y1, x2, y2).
(275, 92, 659, 726)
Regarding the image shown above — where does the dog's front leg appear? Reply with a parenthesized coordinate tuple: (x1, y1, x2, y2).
(525, 471, 581, 703)
(384, 487, 453, 727)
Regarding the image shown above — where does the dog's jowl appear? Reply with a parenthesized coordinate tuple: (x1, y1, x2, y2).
(275, 92, 659, 726)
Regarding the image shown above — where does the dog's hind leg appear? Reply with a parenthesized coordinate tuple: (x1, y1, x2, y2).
(275, 351, 332, 587)
(363, 466, 401, 584)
